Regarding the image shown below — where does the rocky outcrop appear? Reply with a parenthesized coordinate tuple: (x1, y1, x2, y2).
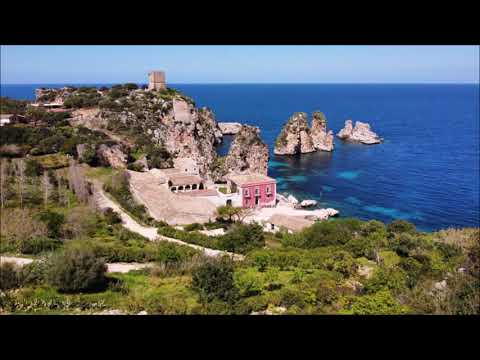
(337, 120, 382, 144)
(300, 199, 317, 208)
(35, 87, 76, 104)
(274, 113, 315, 155)
(310, 112, 334, 152)
(96, 144, 128, 169)
(274, 112, 335, 155)
(218, 122, 243, 135)
(223, 125, 269, 176)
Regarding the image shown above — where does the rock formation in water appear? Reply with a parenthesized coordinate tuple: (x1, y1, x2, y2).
(223, 125, 269, 176)
(274, 112, 315, 155)
(274, 111, 334, 155)
(337, 120, 382, 144)
(218, 122, 243, 135)
(310, 112, 334, 152)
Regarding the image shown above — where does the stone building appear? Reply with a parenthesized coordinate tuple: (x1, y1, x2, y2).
(148, 71, 166, 91)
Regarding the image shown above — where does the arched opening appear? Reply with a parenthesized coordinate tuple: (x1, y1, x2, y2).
(192, 184, 197, 190)
(168, 180, 172, 187)
(185, 184, 191, 191)
(226, 199, 232, 206)
(171, 187, 177, 192)
(199, 183, 204, 190)
(178, 185, 184, 191)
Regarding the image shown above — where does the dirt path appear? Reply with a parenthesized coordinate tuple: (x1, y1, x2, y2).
(92, 183, 244, 261)
(0, 256, 152, 274)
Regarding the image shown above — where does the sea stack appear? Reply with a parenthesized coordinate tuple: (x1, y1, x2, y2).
(310, 111, 334, 152)
(223, 125, 269, 175)
(337, 120, 382, 144)
(274, 111, 334, 155)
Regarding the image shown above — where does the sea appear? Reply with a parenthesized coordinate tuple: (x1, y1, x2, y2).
(2, 83, 479, 232)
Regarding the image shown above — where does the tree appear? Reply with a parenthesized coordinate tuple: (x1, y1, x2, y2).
(68, 159, 90, 203)
(219, 223, 265, 254)
(215, 205, 245, 223)
(46, 247, 107, 293)
(25, 106, 47, 126)
(41, 171, 53, 207)
(191, 258, 238, 303)
(0, 159, 6, 209)
(38, 210, 65, 238)
(15, 159, 26, 209)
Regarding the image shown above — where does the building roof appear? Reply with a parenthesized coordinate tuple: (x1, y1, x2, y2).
(227, 173, 276, 187)
(267, 214, 314, 232)
(168, 174, 203, 186)
(177, 189, 218, 197)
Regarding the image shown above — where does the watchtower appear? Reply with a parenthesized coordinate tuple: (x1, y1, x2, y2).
(148, 71, 166, 91)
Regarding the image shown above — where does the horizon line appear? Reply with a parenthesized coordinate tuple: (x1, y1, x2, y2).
(2, 82, 479, 85)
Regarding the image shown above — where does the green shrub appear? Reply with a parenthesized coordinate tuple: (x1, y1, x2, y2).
(37, 210, 65, 238)
(184, 223, 204, 232)
(363, 267, 408, 295)
(234, 268, 263, 297)
(103, 208, 122, 225)
(218, 223, 265, 254)
(191, 258, 238, 303)
(25, 159, 43, 177)
(46, 247, 107, 293)
(341, 290, 409, 315)
(19, 236, 61, 255)
(387, 220, 416, 235)
(0, 262, 22, 290)
(21, 261, 48, 286)
(283, 218, 362, 248)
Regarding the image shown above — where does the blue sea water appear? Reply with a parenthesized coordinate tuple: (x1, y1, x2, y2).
(2, 83, 479, 231)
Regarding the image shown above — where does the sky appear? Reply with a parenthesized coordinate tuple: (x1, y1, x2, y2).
(1, 45, 479, 84)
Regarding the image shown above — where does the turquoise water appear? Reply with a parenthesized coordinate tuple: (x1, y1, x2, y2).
(3, 83, 479, 231)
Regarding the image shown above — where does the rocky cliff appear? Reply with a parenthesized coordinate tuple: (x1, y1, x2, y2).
(223, 125, 269, 176)
(337, 120, 382, 144)
(310, 111, 334, 152)
(274, 111, 334, 155)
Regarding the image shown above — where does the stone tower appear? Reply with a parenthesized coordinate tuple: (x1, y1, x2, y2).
(148, 71, 166, 91)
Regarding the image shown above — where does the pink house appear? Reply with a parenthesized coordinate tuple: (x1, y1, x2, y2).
(227, 174, 276, 208)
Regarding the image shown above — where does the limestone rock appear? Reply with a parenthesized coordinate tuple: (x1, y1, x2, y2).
(287, 194, 299, 205)
(274, 112, 315, 155)
(218, 122, 243, 135)
(96, 144, 128, 169)
(300, 199, 317, 208)
(132, 155, 149, 171)
(251, 306, 287, 315)
(223, 125, 269, 176)
(310, 111, 334, 152)
(337, 120, 382, 144)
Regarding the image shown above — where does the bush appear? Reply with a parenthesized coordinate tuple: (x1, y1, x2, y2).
(25, 159, 43, 177)
(184, 223, 204, 232)
(234, 268, 263, 297)
(191, 258, 238, 303)
(0, 262, 22, 290)
(387, 220, 416, 235)
(342, 290, 409, 315)
(19, 236, 62, 255)
(283, 218, 362, 248)
(46, 248, 107, 293)
(21, 261, 48, 286)
(218, 223, 265, 254)
(103, 208, 122, 225)
(37, 210, 65, 238)
(363, 267, 408, 295)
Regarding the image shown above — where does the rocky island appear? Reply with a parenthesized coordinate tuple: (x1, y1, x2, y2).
(337, 120, 382, 144)
(274, 111, 334, 155)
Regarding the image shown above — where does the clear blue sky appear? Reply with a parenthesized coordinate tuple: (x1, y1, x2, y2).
(1, 45, 478, 84)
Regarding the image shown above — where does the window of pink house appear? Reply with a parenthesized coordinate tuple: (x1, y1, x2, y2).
(255, 187, 260, 195)
(266, 185, 272, 194)
(244, 188, 249, 197)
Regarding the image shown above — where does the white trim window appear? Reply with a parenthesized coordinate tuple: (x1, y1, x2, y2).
(244, 188, 250, 197)
(255, 187, 260, 196)
(266, 185, 272, 195)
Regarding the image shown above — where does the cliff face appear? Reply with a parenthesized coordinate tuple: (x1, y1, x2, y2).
(224, 125, 269, 175)
(274, 111, 334, 155)
(310, 112, 334, 152)
(274, 113, 315, 155)
(337, 120, 382, 144)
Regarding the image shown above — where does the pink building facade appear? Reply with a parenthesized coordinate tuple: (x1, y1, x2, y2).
(227, 174, 277, 209)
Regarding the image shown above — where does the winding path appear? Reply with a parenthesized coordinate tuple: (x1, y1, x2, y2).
(92, 184, 244, 261)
